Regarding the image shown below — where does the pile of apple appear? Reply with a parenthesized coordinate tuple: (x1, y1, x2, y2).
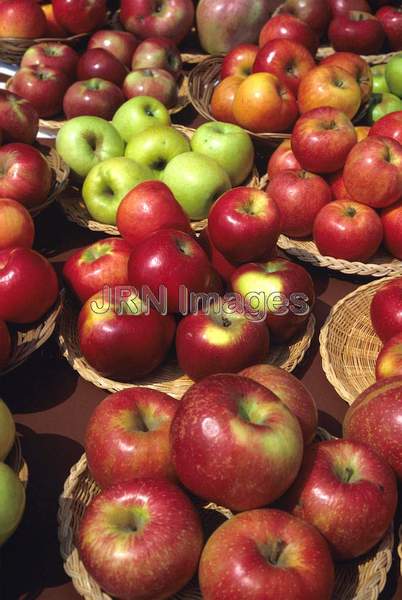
(371, 276, 402, 378)
(71, 359, 400, 600)
(370, 53, 402, 122)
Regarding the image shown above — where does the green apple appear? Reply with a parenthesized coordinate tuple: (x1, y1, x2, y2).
(112, 96, 171, 143)
(82, 157, 153, 225)
(56, 116, 125, 178)
(368, 93, 402, 123)
(190, 121, 254, 186)
(125, 125, 190, 179)
(0, 401, 15, 462)
(385, 54, 402, 98)
(371, 65, 390, 94)
(162, 152, 231, 220)
(0, 462, 25, 546)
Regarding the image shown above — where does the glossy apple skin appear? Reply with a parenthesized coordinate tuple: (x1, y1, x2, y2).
(381, 199, 402, 259)
(221, 44, 258, 79)
(259, 14, 319, 54)
(279, 0, 331, 34)
(0, 0, 46, 37)
(375, 332, 402, 380)
(240, 364, 317, 444)
(199, 509, 335, 600)
(85, 388, 179, 488)
(208, 187, 281, 263)
(284, 439, 397, 559)
(63, 238, 131, 303)
(267, 169, 331, 237)
(78, 286, 176, 380)
(253, 39, 315, 95)
(210, 75, 243, 124)
(343, 135, 402, 208)
(63, 78, 125, 120)
(120, 0, 194, 44)
(370, 278, 402, 342)
(78, 478, 203, 600)
(21, 42, 79, 80)
(131, 37, 182, 79)
(117, 181, 191, 248)
(176, 300, 270, 381)
(198, 227, 237, 283)
(267, 139, 301, 178)
(0, 321, 11, 371)
(123, 68, 177, 107)
(329, 0, 370, 16)
(369, 110, 402, 145)
(0, 198, 34, 251)
(8, 65, 70, 118)
(326, 169, 352, 200)
(377, 6, 402, 50)
(329, 11, 385, 54)
(77, 49, 128, 86)
(0, 144, 52, 209)
(233, 72, 298, 133)
(171, 374, 303, 511)
(0, 248, 58, 324)
(128, 229, 211, 313)
(231, 257, 315, 342)
(0, 90, 38, 145)
(320, 51, 373, 103)
(313, 200, 382, 261)
(343, 377, 402, 478)
(297, 64, 361, 120)
(88, 30, 139, 68)
(42, 3, 68, 36)
(52, 0, 106, 34)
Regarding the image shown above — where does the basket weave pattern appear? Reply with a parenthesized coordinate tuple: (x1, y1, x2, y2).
(29, 148, 70, 218)
(0, 32, 88, 65)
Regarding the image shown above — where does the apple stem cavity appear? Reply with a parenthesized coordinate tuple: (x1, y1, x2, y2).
(344, 206, 356, 218)
(259, 539, 287, 566)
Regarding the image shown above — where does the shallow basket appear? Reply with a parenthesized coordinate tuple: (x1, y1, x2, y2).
(58, 427, 394, 600)
(319, 277, 396, 405)
(0, 291, 63, 376)
(0, 31, 89, 66)
(29, 147, 70, 218)
(7, 434, 28, 488)
(58, 292, 315, 399)
(58, 124, 261, 235)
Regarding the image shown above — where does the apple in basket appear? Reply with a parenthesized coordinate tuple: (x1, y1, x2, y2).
(369, 110, 402, 146)
(0, 90, 39, 145)
(63, 78, 125, 121)
(198, 227, 237, 284)
(376, 5, 402, 51)
(171, 373, 303, 511)
(320, 52, 373, 103)
(85, 387, 179, 488)
(283, 438, 397, 559)
(221, 44, 259, 79)
(120, 0, 195, 44)
(278, 0, 331, 34)
(375, 332, 402, 380)
(381, 198, 402, 259)
(42, 3, 68, 36)
(370, 277, 402, 342)
(0, 199, 34, 251)
(199, 509, 335, 600)
(123, 68, 178, 108)
(77, 478, 203, 600)
(210, 75, 243, 124)
(0, 463, 26, 546)
(0, 323, 11, 373)
(112, 96, 171, 143)
(77, 48, 128, 86)
(0, 0, 47, 38)
(78, 286, 176, 380)
(131, 37, 182, 79)
(329, 0, 370, 16)
(88, 29, 139, 68)
(52, 0, 107, 34)
(0, 400, 15, 460)
(267, 139, 301, 179)
(21, 42, 79, 81)
(326, 169, 353, 201)
(259, 14, 319, 54)
(328, 11, 385, 55)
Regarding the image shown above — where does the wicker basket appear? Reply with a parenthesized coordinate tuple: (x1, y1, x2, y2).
(0, 31, 89, 66)
(58, 426, 394, 600)
(28, 147, 70, 218)
(319, 277, 396, 405)
(58, 124, 261, 235)
(58, 291, 315, 399)
(6, 434, 28, 488)
(1, 291, 64, 376)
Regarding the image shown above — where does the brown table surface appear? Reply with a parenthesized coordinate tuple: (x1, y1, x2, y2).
(0, 100, 401, 600)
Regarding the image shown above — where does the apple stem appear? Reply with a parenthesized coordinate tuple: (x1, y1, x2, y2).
(342, 466, 354, 483)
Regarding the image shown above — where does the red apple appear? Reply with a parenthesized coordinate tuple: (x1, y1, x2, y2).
(210, 75, 243, 124)
(369, 110, 402, 145)
(240, 364, 318, 444)
(198, 227, 237, 283)
(8, 65, 70, 118)
(208, 187, 281, 263)
(376, 6, 402, 50)
(231, 257, 315, 342)
(329, 0, 371, 16)
(116, 180, 191, 248)
(199, 509, 335, 600)
(313, 200, 382, 261)
(0, 320, 11, 371)
(259, 14, 319, 54)
(221, 44, 259, 79)
(0, 247, 58, 324)
(176, 298, 270, 381)
(131, 37, 182, 79)
(343, 376, 402, 478)
(120, 0, 194, 44)
(0, 198, 34, 250)
(63, 238, 131, 303)
(320, 51, 373, 103)
(77, 478, 203, 600)
(326, 169, 353, 200)
(42, 3, 68, 37)
(329, 11, 385, 54)
(77, 48, 128, 86)
(279, 0, 331, 34)
(253, 39, 315, 95)
(88, 29, 139, 68)
(128, 229, 211, 314)
(382, 199, 402, 259)
(267, 169, 331, 237)
(0, 143, 52, 209)
(291, 107, 357, 174)
(63, 78, 125, 120)
(0, 90, 38, 145)
(0, 0, 46, 38)
(375, 332, 402, 380)
(370, 277, 402, 342)
(78, 286, 176, 380)
(284, 439, 397, 559)
(343, 135, 402, 208)
(171, 373, 303, 511)
(52, 0, 106, 34)
(123, 68, 177, 107)
(267, 139, 301, 179)
(21, 42, 79, 80)
(85, 387, 179, 487)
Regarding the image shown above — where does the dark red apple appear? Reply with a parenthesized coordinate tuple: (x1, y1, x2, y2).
(21, 42, 79, 80)
(0, 320, 11, 371)
(52, 0, 107, 34)
(77, 49, 128, 86)
(328, 11, 385, 54)
(88, 29, 139, 68)
(63, 78, 125, 120)
(8, 65, 70, 118)
(279, 0, 331, 34)
(370, 277, 402, 342)
(131, 37, 182, 79)
(0, 90, 38, 145)
(329, 0, 371, 16)
(259, 14, 319, 55)
(376, 5, 402, 50)
(120, 0, 195, 44)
